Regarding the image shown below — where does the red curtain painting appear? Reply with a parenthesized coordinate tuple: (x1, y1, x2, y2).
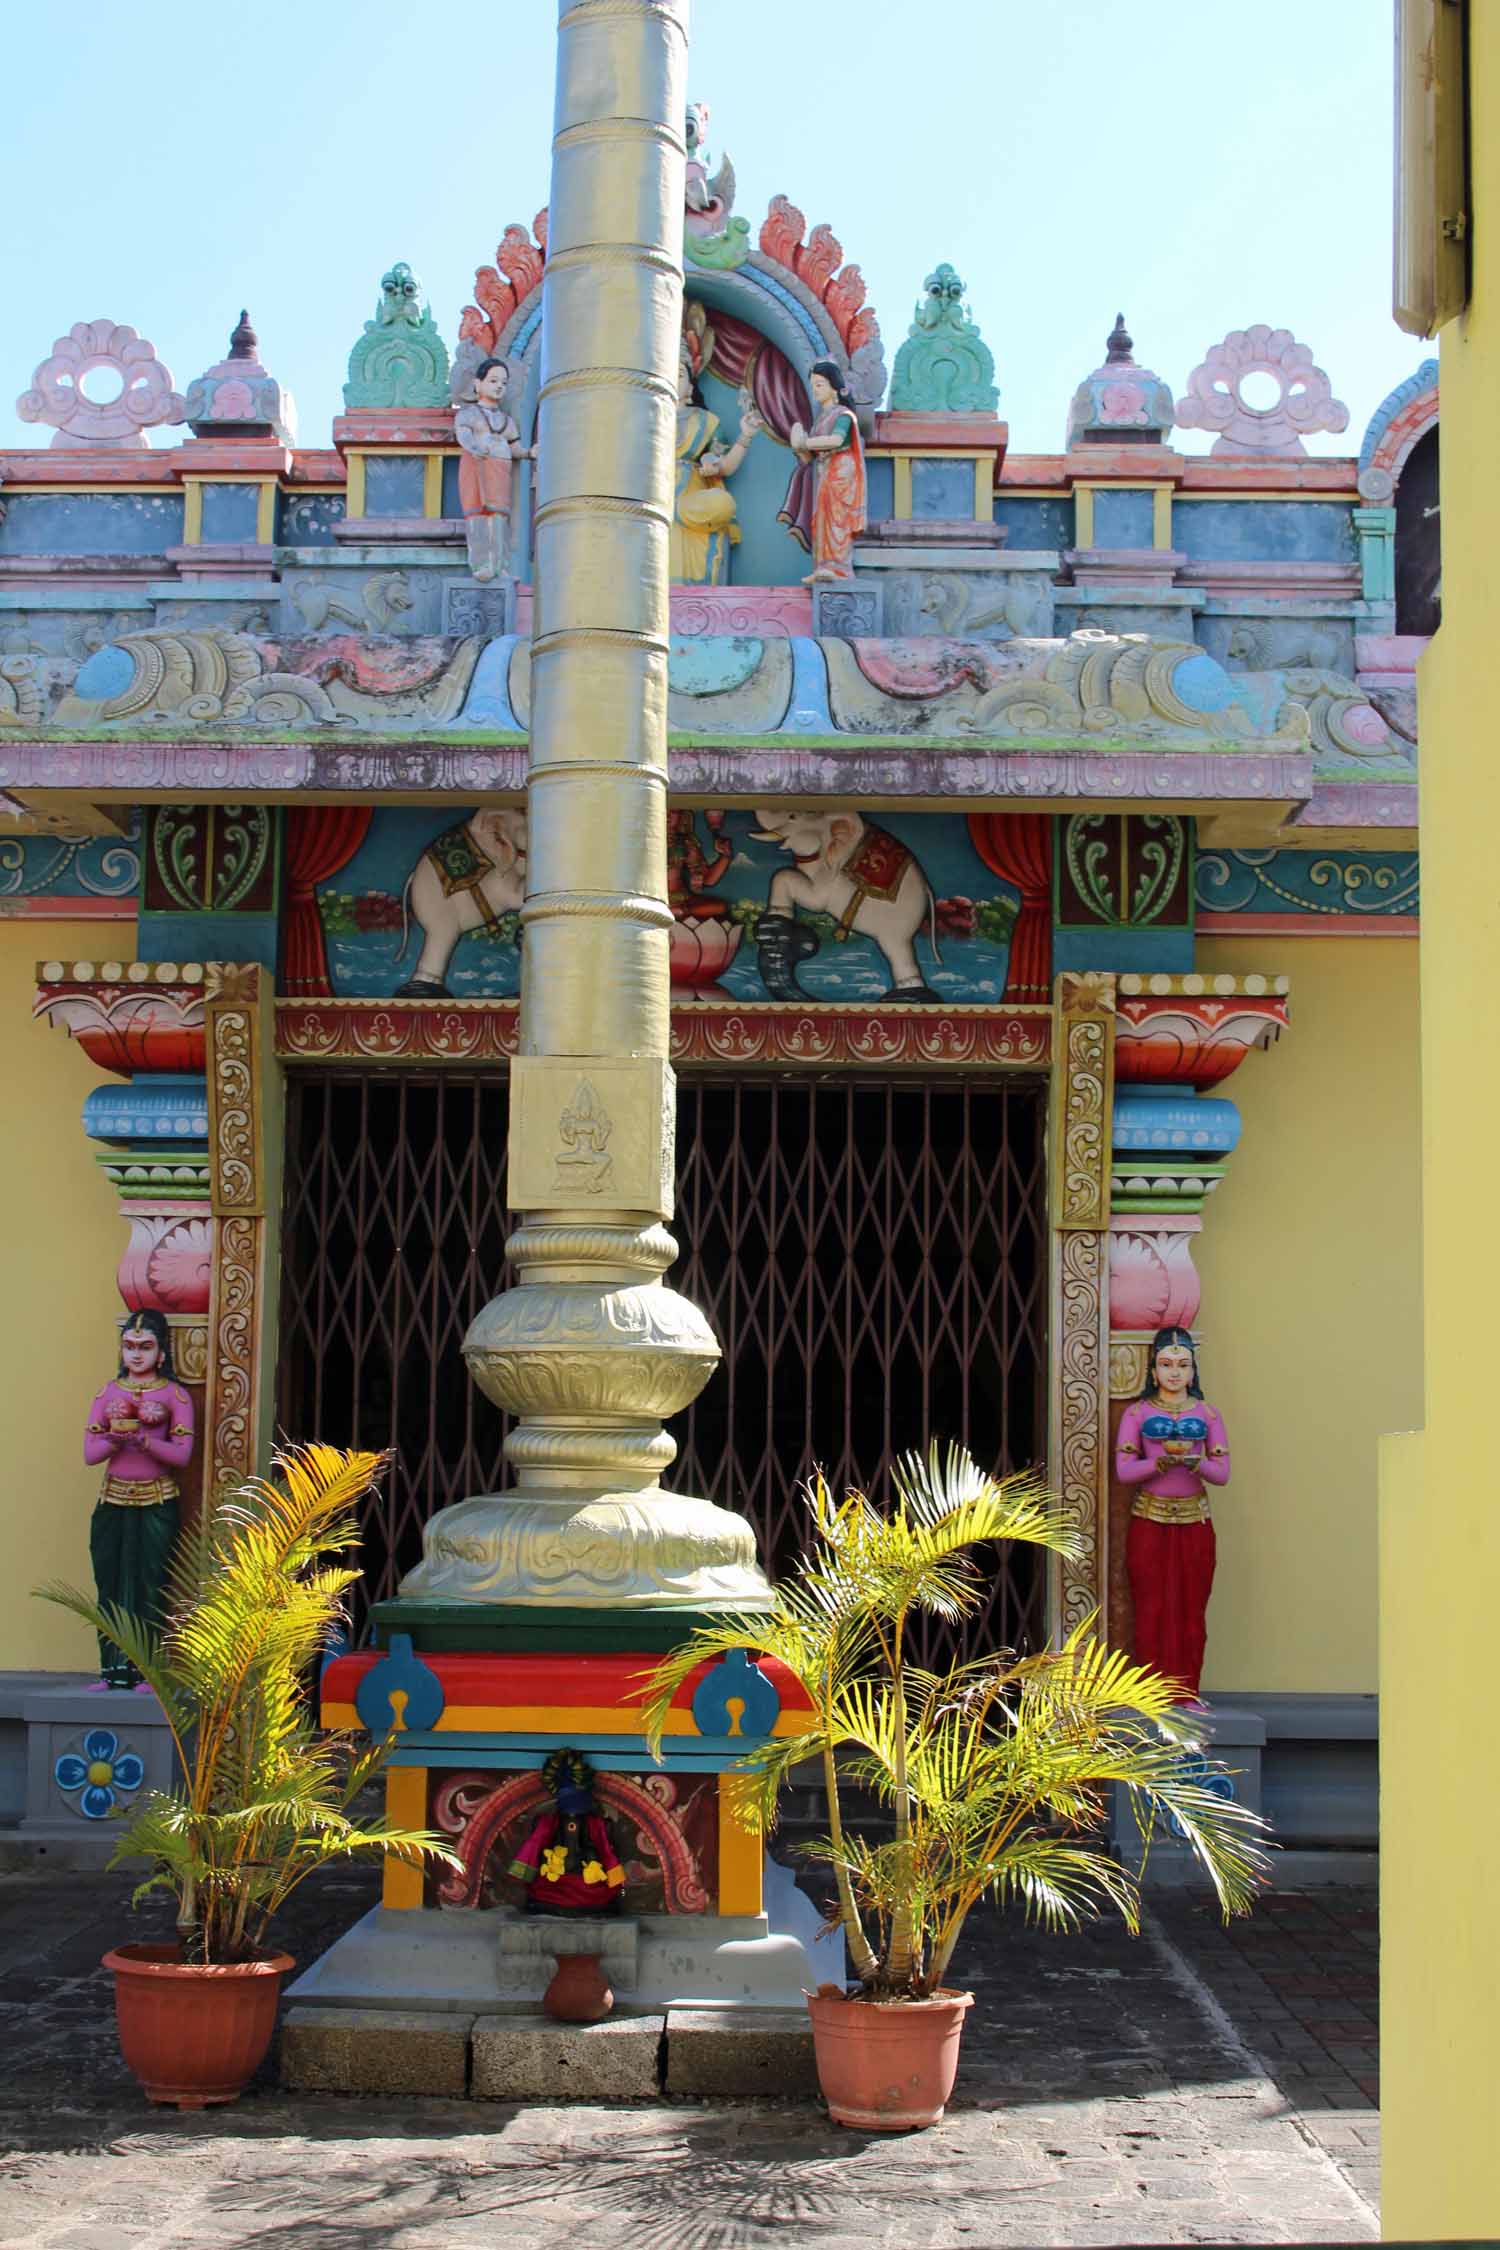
(282, 807, 373, 997)
(967, 813, 1053, 1002)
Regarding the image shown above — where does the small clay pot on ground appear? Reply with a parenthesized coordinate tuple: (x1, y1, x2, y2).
(103, 1943, 295, 2108)
(544, 1951, 614, 2023)
(806, 1986, 973, 2130)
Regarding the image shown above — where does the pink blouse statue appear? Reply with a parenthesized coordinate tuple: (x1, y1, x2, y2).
(1113, 1325, 1230, 1704)
(83, 1309, 195, 1690)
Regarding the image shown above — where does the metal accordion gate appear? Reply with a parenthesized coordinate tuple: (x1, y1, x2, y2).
(278, 1069, 1050, 1657)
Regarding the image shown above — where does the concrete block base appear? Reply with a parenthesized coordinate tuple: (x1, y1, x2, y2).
(281, 2007, 472, 2096)
(664, 2007, 817, 2098)
(287, 1903, 820, 2016)
(471, 2013, 663, 2102)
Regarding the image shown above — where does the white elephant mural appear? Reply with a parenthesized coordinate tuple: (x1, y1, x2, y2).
(749, 807, 942, 1000)
(394, 808, 528, 997)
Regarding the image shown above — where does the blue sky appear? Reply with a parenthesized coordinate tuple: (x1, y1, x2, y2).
(2, 1, 1421, 458)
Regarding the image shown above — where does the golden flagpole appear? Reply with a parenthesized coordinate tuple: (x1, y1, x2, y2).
(402, 0, 770, 1612)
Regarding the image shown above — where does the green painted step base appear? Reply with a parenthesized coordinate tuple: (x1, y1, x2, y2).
(370, 1601, 742, 1654)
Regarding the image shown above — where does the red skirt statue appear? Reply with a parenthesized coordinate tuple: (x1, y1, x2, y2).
(1114, 1327, 1231, 1704)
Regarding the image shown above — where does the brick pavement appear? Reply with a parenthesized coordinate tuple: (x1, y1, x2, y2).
(0, 1866, 1379, 2248)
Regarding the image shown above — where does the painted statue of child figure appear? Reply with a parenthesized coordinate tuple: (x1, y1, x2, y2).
(454, 356, 535, 584)
(508, 1749, 625, 1916)
(82, 1309, 194, 1691)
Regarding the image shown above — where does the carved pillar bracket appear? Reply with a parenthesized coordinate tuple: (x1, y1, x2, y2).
(398, 0, 771, 1612)
(1105, 970, 1290, 1650)
(1049, 972, 1115, 1636)
(203, 965, 279, 1506)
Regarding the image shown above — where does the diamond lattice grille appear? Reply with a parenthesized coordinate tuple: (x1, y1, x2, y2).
(279, 1070, 1048, 1652)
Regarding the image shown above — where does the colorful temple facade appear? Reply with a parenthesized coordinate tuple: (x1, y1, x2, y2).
(0, 104, 1434, 1916)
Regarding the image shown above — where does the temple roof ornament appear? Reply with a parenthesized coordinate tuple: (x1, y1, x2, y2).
(683, 100, 750, 269)
(757, 196, 886, 415)
(183, 311, 297, 445)
(344, 263, 451, 412)
(458, 216, 548, 363)
(16, 319, 185, 450)
(1066, 313, 1174, 448)
(1174, 324, 1348, 456)
(889, 264, 998, 415)
(1357, 358, 1439, 499)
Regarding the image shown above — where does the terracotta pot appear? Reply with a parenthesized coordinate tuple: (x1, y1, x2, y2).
(544, 1951, 614, 2023)
(103, 1943, 295, 2108)
(806, 1987, 973, 2130)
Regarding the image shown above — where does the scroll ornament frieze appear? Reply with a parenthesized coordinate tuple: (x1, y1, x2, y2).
(16, 621, 1408, 775)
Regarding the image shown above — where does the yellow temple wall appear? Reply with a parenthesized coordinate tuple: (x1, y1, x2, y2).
(1381, 9, 1500, 2225)
(1192, 932, 1421, 1696)
(0, 920, 127, 1671)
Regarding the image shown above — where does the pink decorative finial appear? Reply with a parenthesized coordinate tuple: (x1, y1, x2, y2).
(1175, 324, 1349, 456)
(16, 320, 185, 450)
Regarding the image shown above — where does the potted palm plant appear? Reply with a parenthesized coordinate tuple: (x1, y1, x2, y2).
(38, 1443, 456, 2109)
(642, 1444, 1267, 2131)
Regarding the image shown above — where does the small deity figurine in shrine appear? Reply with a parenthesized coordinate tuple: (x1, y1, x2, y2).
(82, 1309, 195, 1691)
(1114, 1325, 1231, 1705)
(671, 303, 762, 585)
(508, 1750, 625, 1916)
(787, 359, 867, 585)
(455, 356, 535, 584)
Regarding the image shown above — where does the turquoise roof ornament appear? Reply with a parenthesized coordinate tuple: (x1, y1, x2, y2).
(344, 262, 452, 412)
(889, 263, 998, 414)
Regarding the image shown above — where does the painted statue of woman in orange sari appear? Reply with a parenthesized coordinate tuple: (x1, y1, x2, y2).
(789, 359, 866, 585)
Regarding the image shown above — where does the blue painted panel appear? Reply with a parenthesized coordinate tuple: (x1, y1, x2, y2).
(1113, 1093, 1241, 1154)
(911, 457, 975, 520)
(0, 812, 140, 906)
(0, 492, 183, 557)
(1195, 846, 1419, 919)
(1171, 500, 1357, 564)
(199, 483, 259, 544)
(993, 495, 1073, 551)
(316, 806, 1019, 1002)
(1091, 489, 1155, 550)
(440, 456, 463, 518)
(280, 492, 346, 546)
(866, 454, 895, 519)
(364, 456, 427, 518)
(138, 911, 278, 968)
(82, 1074, 208, 1145)
(1053, 927, 1194, 973)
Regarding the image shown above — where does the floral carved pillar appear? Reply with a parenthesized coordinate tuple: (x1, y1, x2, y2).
(1106, 971, 1291, 1653)
(1048, 971, 1115, 1634)
(204, 964, 280, 1505)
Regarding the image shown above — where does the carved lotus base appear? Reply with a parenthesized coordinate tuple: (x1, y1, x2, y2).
(398, 1487, 774, 1609)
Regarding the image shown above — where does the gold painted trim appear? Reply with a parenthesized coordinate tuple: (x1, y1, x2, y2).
(204, 965, 281, 1505)
(255, 482, 276, 545)
(893, 456, 913, 518)
(1152, 485, 1172, 549)
(345, 452, 367, 520)
(1073, 484, 1095, 548)
(181, 481, 203, 546)
(1047, 971, 1115, 1637)
(974, 456, 992, 519)
(423, 453, 443, 518)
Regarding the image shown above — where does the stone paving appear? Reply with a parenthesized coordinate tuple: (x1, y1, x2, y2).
(0, 1865, 1379, 2248)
